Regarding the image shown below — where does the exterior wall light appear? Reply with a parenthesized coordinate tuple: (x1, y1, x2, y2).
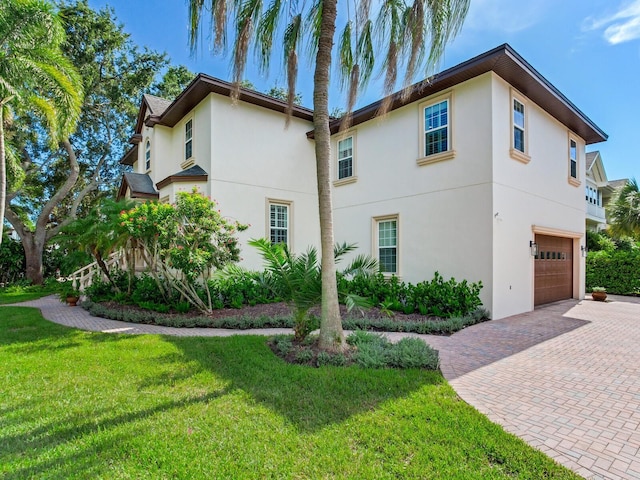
(530, 241, 538, 257)
(581, 245, 587, 257)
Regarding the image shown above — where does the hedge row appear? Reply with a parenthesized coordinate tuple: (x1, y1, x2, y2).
(585, 250, 640, 294)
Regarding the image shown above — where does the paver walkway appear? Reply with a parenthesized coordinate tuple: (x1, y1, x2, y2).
(5, 294, 640, 479)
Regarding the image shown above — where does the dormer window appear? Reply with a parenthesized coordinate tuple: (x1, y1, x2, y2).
(145, 140, 151, 171)
(185, 119, 193, 161)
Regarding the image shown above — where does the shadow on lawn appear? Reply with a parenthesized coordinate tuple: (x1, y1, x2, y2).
(164, 334, 442, 432)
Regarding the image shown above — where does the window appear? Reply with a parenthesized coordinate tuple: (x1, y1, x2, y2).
(424, 100, 449, 156)
(145, 140, 151, 171)
(570, 139, 577, 179)
(375, 216, 399, 275)
(269, 203, 289, 246)
(185, 119, 193, 161)
(337, 136, 353, 179)
(513, 99, 525, 153)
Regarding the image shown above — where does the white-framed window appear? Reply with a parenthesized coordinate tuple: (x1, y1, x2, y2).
(145, 140, 151, 171)
(513, 99, 525, 153)
(424, 99, 449, 156)
(418, 92, 454, 166)
(185, 119, 193, 161)
(374, 215, 399, 275)
(337, 136, 353, 179)
(268, 201, 291, 246)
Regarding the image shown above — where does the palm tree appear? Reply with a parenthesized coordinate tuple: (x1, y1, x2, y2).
(0, 0, 83, 245)
(187, 0, 469, 351)
(608, 179, 640, 239)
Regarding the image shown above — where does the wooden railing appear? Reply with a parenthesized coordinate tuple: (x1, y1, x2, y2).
(69, 250, 128, 292)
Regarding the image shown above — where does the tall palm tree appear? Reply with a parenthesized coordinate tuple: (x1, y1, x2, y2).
(187, 0, 469, 351)
(608, 179, 640, 239)
(0, 0, 83, 245)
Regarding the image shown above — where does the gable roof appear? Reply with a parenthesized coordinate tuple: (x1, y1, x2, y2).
(117, 172, 159, 200)
(608, 179, 629, 190)
(309, 44, 607, 145)
(156, 164, 209, 190)
(586, 151, 600, 171)
(133, 94, 173, 133)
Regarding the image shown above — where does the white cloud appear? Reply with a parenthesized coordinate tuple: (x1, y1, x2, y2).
(584, 0, 640, 44)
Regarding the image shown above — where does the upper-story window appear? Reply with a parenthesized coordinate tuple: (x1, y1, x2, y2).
(418, 92, 455, 166)
(569, 139, 577, 179)
(513, 99, 525, 152)
(424, 100, 449, 156)
(145, 140, 151, 171)
(185, 119, 193, 161)
(338, 136, 353, 179)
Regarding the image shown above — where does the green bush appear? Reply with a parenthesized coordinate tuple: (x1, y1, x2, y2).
(586, 250, 640, 294)
(271, 335, 293, 356)
(342, 272, 482, 318)
(387, 338, 439, 370)
(209, 269, 278, 308)
(352, 342, 389, 369)
(131, 274, 168, 306)
(294, 347, 313, 364)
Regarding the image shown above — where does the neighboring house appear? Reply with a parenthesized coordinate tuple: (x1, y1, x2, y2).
(584, 151, 628, 232)
(117, 44, 607, 320)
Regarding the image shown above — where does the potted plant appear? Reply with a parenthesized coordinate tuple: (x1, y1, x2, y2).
(59, 287, 81, 306)
(591, 287, 607, 302)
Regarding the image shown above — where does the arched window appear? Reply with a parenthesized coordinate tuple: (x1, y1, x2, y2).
(145, 140, 151, 171)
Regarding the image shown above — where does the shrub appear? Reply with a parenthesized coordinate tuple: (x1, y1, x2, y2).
(131, 274, 168, 306)
(174, 301, 191, 314)
(586, 250, 640, 294)
(294, 347, 313, 364)
(271, 335, 293, 356)
(352, 342, 390, 369)
(387, 338, 439, 370)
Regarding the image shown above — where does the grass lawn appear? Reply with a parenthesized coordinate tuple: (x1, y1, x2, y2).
(0, 307, 580, 479)
(0, 285, 59, 305)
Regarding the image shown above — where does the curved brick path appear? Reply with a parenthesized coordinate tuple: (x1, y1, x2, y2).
(5, 294, 640, 479)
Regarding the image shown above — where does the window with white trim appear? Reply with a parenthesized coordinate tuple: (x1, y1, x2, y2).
(337, 136, 353, 179)
(513, 99, 525, 153)
(269, 203, 289, 246)
(185, 119, 193, 161)
(424, 99, 449, 156)
(376, 217, 398, 274)
(145, 140, 151, 171)
(569, 139, 577, 179)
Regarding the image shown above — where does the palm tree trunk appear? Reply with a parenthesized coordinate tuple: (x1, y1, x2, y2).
(0, 105, 7, 246)
(313, 0, 344, 351)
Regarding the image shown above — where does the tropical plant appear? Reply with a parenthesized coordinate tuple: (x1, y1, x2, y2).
(120, 188, 248, 313)
(608, 179, 640, 239)
(0, 0, 83, 246)
(187, 0, 470, 351)
(249, 238, 376, 341)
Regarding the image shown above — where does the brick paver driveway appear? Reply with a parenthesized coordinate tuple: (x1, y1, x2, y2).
(437, 296, 640, 480)
(8, 295, 640, 479)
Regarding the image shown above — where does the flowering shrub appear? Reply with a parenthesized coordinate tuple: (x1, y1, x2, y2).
(120, 188, 247, 313)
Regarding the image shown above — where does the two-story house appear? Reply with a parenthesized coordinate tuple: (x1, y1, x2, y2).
(117, 44, 607, 320)
(584, 151, 628, 232)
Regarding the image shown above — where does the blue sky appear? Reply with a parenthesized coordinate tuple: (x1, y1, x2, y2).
(88, 0, 640, 182)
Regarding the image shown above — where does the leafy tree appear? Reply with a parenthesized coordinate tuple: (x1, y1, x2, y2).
(120, 189, 248, 313)
(150, 65, 196, 99)
(4, 0, 167, 284)
(608, 179, 640, 239)
(187, 0, 470, 350)
(0, 236, 26, 284)
(265, 86, 302, 105)
(0, 0, 83, 246)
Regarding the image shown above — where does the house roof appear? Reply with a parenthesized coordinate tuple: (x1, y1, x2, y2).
(308, 44, 607, 145)
(120, 144, 139, 166)
(133, 94, 173, 133)
(608, 179, 629, 190)
(117, 172, 159, 200)
(586, 151, 600, 171)
(156, 164, 209, 190)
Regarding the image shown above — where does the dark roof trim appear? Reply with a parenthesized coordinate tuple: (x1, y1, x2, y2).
(156, 166, 208, 190)
(120, 144, 139, 166)
(307, 44, 607, 145)
(154, 74, 314, 129)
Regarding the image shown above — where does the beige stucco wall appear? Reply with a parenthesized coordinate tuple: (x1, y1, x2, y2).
(332, 73, 496, 313)
(490, 74, 586, 319)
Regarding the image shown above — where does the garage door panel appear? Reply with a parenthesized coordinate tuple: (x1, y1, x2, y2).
(534, 235, 573, 306)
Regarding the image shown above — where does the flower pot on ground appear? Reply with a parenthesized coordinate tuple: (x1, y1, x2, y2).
(59, 289, 81, 306)
(591, 287, 607, 302)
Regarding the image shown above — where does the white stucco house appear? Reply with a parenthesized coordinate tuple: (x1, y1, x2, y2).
(117, 44, 607, 320)
(584, 151, 628, 232)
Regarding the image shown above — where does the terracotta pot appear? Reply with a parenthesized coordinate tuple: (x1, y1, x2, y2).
(592, 291, 607, 302)
(66, 296, 79, 307)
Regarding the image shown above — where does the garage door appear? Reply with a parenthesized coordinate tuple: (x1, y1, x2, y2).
(534, 234, 573, 306)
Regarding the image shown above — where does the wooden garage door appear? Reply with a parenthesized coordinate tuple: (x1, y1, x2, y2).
(534, 235, 573, 306)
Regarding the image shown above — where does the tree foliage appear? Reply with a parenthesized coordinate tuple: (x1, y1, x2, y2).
(608, 179, 640, 239)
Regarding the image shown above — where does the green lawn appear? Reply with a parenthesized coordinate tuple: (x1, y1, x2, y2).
(0, 285, 59, 305)
(0, 307, 579, 479)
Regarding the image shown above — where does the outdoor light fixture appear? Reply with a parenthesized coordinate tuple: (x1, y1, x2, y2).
(529, 241, 538, 257)
(581, 245, 587, 257)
